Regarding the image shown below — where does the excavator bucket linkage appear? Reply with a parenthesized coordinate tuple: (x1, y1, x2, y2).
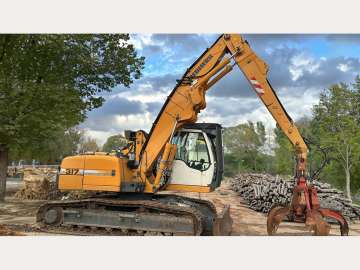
(267, 177, 349, 236)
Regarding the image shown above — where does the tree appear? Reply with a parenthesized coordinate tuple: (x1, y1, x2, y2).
(9, 127, 84, 164)
(273, 126, 294, 175)
(223, 121, 270, 174)
(79, 137, 100, 153)
(312, 80, 360, 200)
(102, 134, 127, 152)
(0, 34, 144, 201)
(273, 117, 315, 176)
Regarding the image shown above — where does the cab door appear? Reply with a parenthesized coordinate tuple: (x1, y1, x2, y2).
(168, 130, 215, 186)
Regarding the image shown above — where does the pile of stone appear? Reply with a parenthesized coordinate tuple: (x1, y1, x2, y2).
(230, 173, 360, 221)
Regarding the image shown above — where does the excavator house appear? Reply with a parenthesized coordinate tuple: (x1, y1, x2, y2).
(37, 34, 349, 236)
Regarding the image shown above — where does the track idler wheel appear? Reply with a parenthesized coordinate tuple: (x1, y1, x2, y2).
(43, 207, 63, 226)
(267, 205, 291, 235)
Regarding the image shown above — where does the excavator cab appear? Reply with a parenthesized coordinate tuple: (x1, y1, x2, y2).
(168, 123, 224, 191)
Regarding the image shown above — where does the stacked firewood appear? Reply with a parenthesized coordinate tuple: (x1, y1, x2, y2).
(230, 173, 360, 221)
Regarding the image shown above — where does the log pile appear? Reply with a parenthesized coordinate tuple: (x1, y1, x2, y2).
(230, 173, 360, 221)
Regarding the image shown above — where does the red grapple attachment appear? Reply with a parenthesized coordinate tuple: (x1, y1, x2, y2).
(267, 157, 349, 236)
(267, 177, 349, 236)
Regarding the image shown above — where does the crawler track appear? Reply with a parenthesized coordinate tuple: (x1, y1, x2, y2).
(36, 194, 232, 236)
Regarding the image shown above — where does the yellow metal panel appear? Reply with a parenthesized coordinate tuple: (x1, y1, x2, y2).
(58, 155, 85, 190)
(120, 158, 134, 183)
(82, 185, 121, 192)
(165, 184, 211, 193)
(83, 155, 121, 188)
(59, 175, 83, 190)
(61, 155, 85, 168)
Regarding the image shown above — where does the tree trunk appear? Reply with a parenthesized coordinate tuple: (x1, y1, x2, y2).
(345, 167, 352, 201)
(254, 155, 257, 172)
(344, 146, 352, 202)
(0, 144, 9, 201)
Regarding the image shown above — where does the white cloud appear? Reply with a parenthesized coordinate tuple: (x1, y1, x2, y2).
(289, 53, 320, 81)
(337, 63, 350, 72)
(82, 84, 322, 145)
(130, 34, 155, 50)
(202, 86, 319, 132)
(84, 130, 114, 146)
(265, 47, 274, 55)
(84, 112, 155, 145)
(130, 34, 174, 57)
(80, 34, 360, 146)
(115, 89, 167, 103)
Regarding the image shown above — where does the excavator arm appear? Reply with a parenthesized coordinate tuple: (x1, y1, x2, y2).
(139, 34, 307, 192)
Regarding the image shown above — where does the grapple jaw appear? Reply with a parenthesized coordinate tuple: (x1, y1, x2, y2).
(267, 205, 291, 235)
(305, 209, 331, 235)
(267, 178, 349, 236)
(317, 208, 349, 236)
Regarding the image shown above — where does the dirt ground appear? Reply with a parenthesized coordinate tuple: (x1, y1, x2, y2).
(195, 181, 360, 236)
(1, 179, 360, 236)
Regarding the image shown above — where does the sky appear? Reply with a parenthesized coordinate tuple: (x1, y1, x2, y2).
(80, 34, 360, 145)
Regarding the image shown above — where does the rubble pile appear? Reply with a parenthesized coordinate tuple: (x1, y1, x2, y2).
(14, 168, 56, 200)
(12, 167, 95, 201)
(60, 190, 97, 200)
(230, 173, 360, 221)
(0, 225, 24, 236)
(6, 167, 24, 178)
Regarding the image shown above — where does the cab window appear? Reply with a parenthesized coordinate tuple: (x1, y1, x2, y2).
(172, 132, 210, 171)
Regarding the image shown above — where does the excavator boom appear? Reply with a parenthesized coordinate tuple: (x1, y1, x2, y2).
(138, 34, 308, 193)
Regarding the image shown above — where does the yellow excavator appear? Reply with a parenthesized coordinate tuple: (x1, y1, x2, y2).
(37, 34, 348, 236)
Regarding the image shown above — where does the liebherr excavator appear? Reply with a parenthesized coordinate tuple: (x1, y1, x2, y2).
(37, 34, 349, 236)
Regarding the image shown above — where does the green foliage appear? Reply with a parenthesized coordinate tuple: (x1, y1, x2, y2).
(273, 76, 360, 197)
(223, 153, 242, 177)
(0, 34, 144, 158)
(10, 127, 84, 164)
(273, 126, 294, 175)
(311, 79, 360, 198)
(273, 117, 315, 176)
(223, 121, 273, 176)
(224, 121, 264, 153)
(102, 134, 127, 153)
(79, 137, 100, 153)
